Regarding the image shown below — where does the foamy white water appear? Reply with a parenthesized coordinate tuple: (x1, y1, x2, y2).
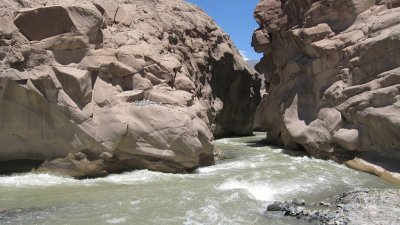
(218, 179, 276, 201)
(0, 133, 392, 225)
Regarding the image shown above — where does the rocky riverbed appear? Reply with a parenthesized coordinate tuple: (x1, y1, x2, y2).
(266, 189, 400, 225)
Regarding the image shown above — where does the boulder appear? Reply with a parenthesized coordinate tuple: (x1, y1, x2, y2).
(53, 66, 92, 107)
(13, 4, 102, 42)
(123, 74, 152, 91)
(333, 129, 359, 151)
(266, 201, 285, 211)
(175, 76, 195, 92)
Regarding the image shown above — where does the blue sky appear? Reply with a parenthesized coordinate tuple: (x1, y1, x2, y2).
(186, 0, 262, 60)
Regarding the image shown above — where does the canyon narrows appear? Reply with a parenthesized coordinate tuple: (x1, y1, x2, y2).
(0, 0, 399, 224)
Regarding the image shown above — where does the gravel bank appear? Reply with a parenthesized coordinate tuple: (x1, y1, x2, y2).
(265, 189, 400, 225)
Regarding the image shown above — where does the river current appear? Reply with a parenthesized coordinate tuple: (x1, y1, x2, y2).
(0, 133, 393, 225)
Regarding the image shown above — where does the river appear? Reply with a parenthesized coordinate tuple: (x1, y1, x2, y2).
(0, 133, 393, 225)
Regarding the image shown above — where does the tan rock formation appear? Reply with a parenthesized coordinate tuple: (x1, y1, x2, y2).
(0, 0, 260, 178)
(253, 0, 400, 179)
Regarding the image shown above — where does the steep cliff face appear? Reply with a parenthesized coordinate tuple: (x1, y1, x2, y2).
(253, 0, 400, 178)
(0, 0, 260, 178)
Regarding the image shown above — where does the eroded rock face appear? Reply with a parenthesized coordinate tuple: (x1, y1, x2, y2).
(0, 0, 260, 178)
(253, 0, 400, 164)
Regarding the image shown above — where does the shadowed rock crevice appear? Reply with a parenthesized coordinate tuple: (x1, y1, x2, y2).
(210, 53, 261, 138)
(0, 159, 44, 174)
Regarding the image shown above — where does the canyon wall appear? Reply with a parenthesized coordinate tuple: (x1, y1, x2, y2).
(252, 0, 400, 176)
(0, 0, 260, 178)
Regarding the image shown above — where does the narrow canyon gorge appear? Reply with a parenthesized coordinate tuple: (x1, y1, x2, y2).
(0, 0, 399, 224)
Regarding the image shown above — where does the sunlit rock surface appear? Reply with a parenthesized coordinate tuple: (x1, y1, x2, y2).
(253, 0, 400, 181)
(0, 0, 260, 178)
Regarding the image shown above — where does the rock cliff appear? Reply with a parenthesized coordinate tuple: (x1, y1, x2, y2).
(253, 0, 400, 181)
(0, 0, 260, 178)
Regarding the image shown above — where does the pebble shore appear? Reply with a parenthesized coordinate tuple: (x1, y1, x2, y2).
(265, 189, 400, 225)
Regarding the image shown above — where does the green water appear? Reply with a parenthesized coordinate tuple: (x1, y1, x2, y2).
(0, 133, 393, 225)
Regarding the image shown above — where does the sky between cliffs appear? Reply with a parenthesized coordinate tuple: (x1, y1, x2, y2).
(186, 0, 263, 61)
